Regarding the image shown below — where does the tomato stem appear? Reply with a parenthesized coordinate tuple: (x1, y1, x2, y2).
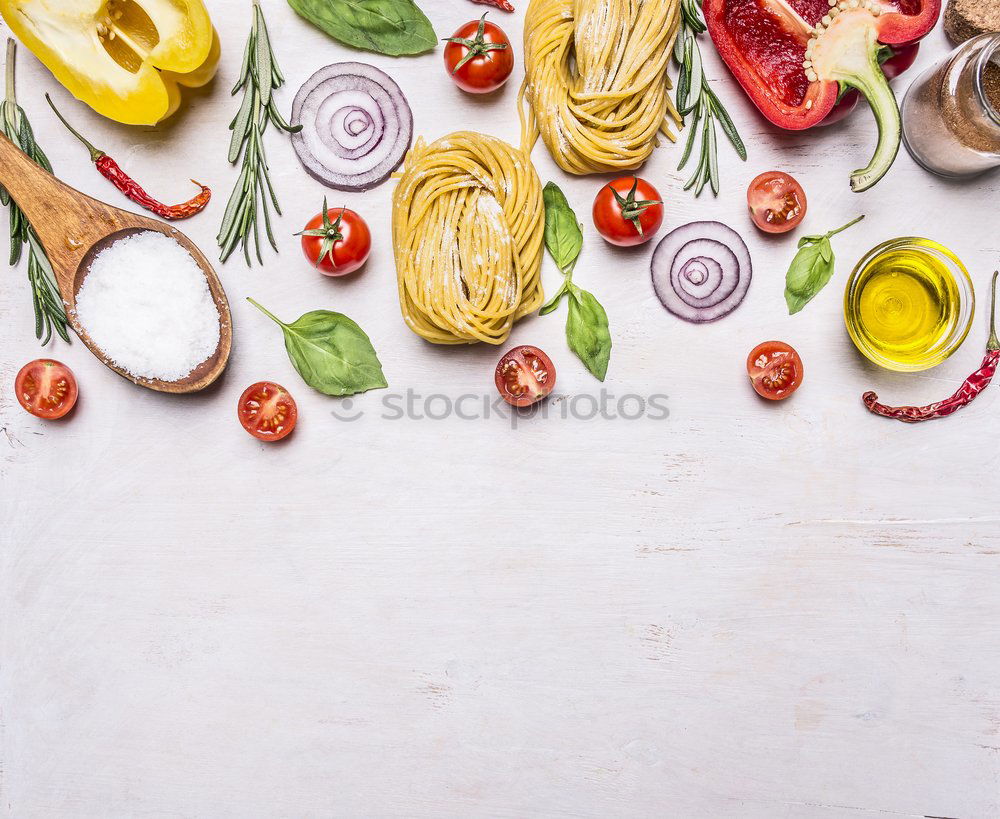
(295, 197, 346, 268)
(444, 13, 508, 74)
(609, 177, 661, 235)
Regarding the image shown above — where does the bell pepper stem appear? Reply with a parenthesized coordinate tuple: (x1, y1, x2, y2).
(845, 60, 900, 192)
(811, 11, 902, 192)
(834, 37, 900, 192)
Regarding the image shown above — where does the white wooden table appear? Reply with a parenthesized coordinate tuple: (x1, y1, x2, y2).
(2, 3, 998, 816)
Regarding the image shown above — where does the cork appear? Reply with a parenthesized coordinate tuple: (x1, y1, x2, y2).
(944, 0, 1000, 44)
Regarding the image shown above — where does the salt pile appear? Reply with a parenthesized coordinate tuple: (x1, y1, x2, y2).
(74, 231, 220, 381)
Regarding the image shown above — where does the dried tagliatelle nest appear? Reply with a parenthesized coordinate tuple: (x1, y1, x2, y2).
(391, 132, 544, 345)
(519, 0, 681, 174)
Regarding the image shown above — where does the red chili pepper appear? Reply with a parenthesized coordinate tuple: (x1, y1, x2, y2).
(469, 0, 514, 11)
(45, 94, 210, 221)
(703, 0, 941, 191)
(863, 272, 1000, 424)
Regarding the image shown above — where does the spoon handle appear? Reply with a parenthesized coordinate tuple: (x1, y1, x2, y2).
(0, 130, 123, 296)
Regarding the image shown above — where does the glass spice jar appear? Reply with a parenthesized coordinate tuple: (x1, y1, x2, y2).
(901, 33, 1000, 177)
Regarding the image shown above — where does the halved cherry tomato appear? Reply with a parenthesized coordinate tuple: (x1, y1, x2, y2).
(298, 201, 371, 277)
(592, 177, 664, 247)
(444, 15, 514, 94)
(747, 341, 803, 401)
(238, 382, 298, 441)
(747, 171, 807, 234)
(15, 359, 78, 420)
(495, 345, 556, 407)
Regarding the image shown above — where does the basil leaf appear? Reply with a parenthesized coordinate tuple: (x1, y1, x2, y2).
(566, 288, 611, 382)
(287, 0, 436, 57)
(539, 281, 569, 316)
(785, 289, 814, 315)
(783, 217, 863, 315)
(784, 238, 834, 315)
(249, 299, 388, 396)
(542, 182, 582, 272)
(540, 182, 611, 379)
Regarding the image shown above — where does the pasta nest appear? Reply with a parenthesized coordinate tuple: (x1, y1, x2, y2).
(520, 0, 681, 174)
(392, 132, 544, 345)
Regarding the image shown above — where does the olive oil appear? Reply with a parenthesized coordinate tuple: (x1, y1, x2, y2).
(845, 238, 973, 371)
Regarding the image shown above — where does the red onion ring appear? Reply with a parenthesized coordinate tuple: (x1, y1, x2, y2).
(651, 221, 753, 322)
(291, 62, 412, 192)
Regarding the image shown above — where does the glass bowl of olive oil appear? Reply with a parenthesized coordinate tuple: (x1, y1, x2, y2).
(844, 238, 975, 372)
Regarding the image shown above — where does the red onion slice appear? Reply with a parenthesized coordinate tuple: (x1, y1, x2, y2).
(291, 62, 413, 192)
(651, 221, 753, 323)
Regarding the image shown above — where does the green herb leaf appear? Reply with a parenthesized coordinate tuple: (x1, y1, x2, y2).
(227, 84, 255, 163)
(783, 216, 864, 314)
(2, 39, 68, 345)
(566, 288, 612, 382)
(539, 280, 569, 315)
(287, 0, 436, 57)
(542, 182, 582, 273)
(673, 0, 746, 196)
(785, 290, 812, 315)
(784, 241, 830, 314)
(218, 2, 299, 266)
(254, 5, 274, 107)
(539, 180, 610, 381)
(248, 299, 388, 396)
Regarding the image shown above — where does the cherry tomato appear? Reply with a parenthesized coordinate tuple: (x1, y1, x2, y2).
(747, 341, 803, 401)
(238, 382, 298, 442)
(747, 171, 807, 234)
(592, 177, 664, 247)
(495, 346, 556, 407)
(298, 201, 371, 277)
(15, 359, 78, 420)
(444, 14, 514, 94)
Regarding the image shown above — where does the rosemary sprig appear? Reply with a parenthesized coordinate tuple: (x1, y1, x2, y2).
(217, 0, 301, 265)
(0, 39, 69, 344)
(673, 0, 747, 197)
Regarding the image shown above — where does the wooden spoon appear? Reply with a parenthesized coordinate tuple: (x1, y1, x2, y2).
(0, 131, 232, 393)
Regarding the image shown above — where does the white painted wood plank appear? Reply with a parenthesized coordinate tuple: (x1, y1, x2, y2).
(1, 3, 998, 816)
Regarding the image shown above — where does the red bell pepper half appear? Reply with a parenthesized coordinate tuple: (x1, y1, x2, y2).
(704, 0, 941, 192)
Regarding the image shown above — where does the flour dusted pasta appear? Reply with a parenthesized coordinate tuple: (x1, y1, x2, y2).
(391, 132, 544, 345)
(520, 0, 681, 174)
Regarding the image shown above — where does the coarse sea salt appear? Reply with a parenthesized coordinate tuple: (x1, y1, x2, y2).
(74, 231, 220, 381)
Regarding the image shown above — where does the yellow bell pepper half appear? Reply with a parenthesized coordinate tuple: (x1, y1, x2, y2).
(0, 0, 220, 125)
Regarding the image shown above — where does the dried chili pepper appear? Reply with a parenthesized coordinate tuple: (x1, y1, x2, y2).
(469, 0, 514, 12)
(45, 95, 210, 221)
(863, 271, 999, 423)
